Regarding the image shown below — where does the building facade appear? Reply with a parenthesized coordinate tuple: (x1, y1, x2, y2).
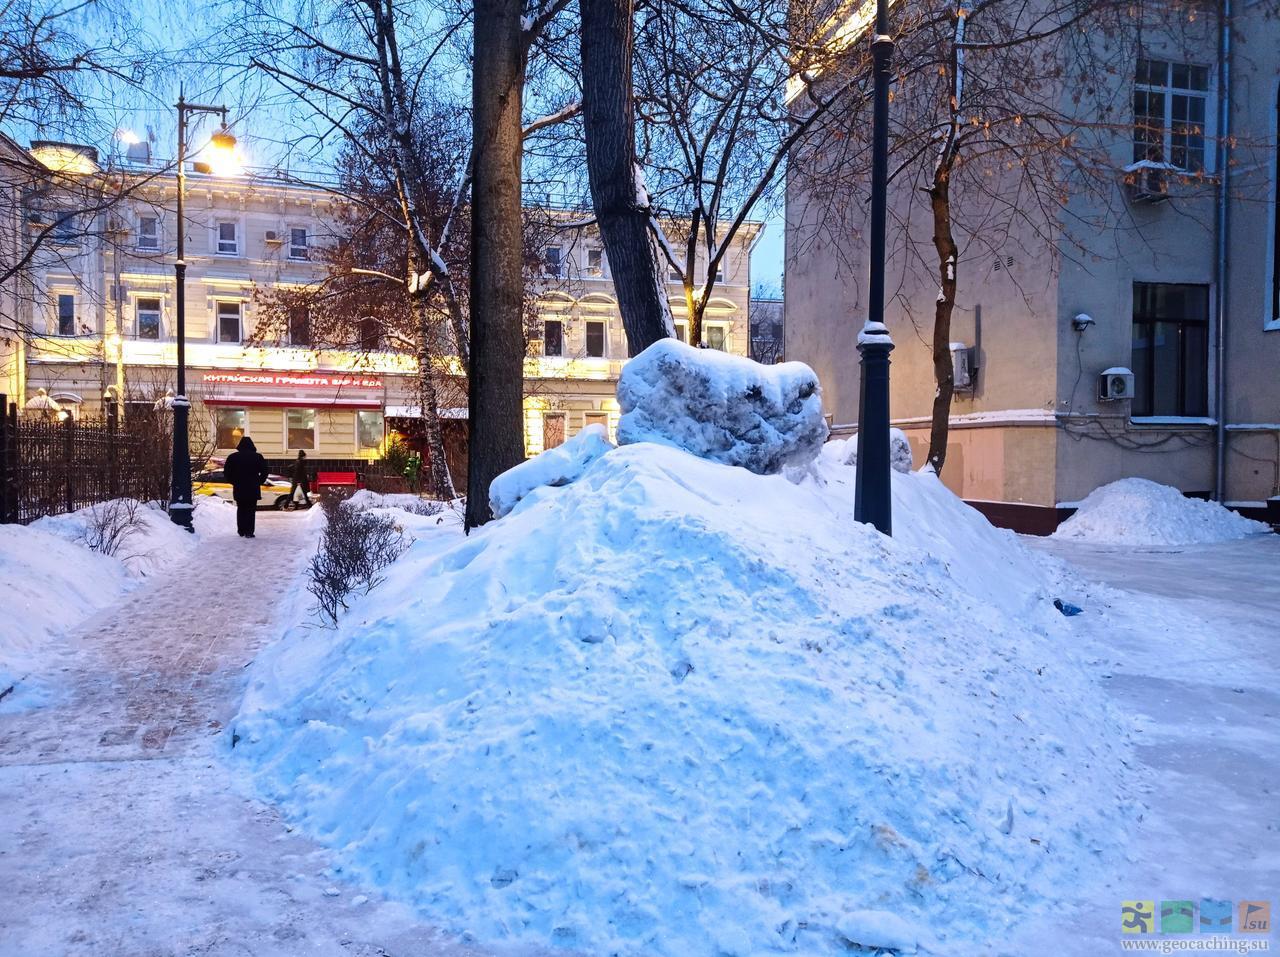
(2, 141, 758, 469)
(785, 8, 1280, 529)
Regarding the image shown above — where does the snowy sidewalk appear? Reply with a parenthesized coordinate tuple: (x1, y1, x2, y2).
(1012, 533, 1280, 955)
(0, 512, 510, 956)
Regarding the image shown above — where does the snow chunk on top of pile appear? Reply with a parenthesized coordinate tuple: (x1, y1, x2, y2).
(618, 338, 828, 473)
(236, 443, 1132, 956)
(489, 423, 613, 518)
(1054, 477, 1268, 546)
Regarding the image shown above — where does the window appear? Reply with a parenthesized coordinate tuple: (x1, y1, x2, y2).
(584, 411, 609, 437)
(216, 221, 239, 256)
(709, 260, 724, 283)
(586, 247, 604, 277)
(287, 408, 317, 449)
(136, 297, 161, 340)
(1272, 83, 1279, 326)
(357, 410, 384, 450)
(51, 211, 77, 243)
(668, 263, 683, 283)
(585, 320, 606, 358)
(705, 325, 727, 350)
(544, 245, 563, 278)
(1134, 58, 1210, 171)
(543, 412, 566, 450)
(543, 319, 564, 357)
(1131, 282, 1209, 417)
(359, 316, 381, 351)
(137, 215, 159, 251)
(289, 227, 309, 260)
(215, 408, 246, 449)
(674, 321, 689, 343)
(216, 301, 242, 343)
(288, 304, 311, 347)
(56, 293, 76, 336)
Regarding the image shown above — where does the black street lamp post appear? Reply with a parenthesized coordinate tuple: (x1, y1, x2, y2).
(169, 94, 235, 531)
(853, 0, 896, 535)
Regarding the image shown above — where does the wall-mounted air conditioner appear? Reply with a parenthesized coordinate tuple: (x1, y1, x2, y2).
(265, 230, 283, 244)
(1123, 161, 1171, 205)
(1098, 367, 1135, 401)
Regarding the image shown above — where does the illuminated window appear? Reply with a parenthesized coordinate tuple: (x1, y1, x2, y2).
(56, 293, 76, 336)
(585, 320, 606, 358)
(215, 408, 246, 448)
(1134, 58, 1210, 171)
(544, 319, 563, 356)
(357, 411, 384, 450)
(216, 301, 242, 343)
(137, 215, 159, 250)
(216, 221, 239, 255)
(289, 227, 309, 260)
(287, 408, 317, 450)
(136, 297, 161, 340)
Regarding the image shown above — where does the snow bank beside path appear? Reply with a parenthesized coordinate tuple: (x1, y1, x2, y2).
(1, 498, 236, 706)
(235, 443, 1134, 956)
(1054, 477, 1268, 546)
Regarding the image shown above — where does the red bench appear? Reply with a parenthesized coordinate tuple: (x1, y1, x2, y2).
(315, 470, 361, 494)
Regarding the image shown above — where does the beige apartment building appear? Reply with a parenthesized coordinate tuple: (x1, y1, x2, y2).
(1, 140, 757, 469)
(786, 6, 1280, 530)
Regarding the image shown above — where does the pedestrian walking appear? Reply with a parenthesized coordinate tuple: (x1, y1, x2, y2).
(224, 435, 270, 538)
(290, 449, 311, 506)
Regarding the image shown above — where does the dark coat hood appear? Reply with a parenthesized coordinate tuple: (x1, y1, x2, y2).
(236, 436, 257, 453)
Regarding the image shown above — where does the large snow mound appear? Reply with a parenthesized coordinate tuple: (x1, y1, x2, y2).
(234, 444, 1133, 956)
(617, 338, 828, 473)
(490, 424, 613, 518)
(1053, 477, 1268, 546)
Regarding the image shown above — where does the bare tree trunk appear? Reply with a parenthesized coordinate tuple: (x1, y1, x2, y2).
(580, 0, 672, 355)
(926, 169, 958, 476)
(682, 283, 700, 344)
(467, 0, 529, 528)
(410, 294, 457, 498)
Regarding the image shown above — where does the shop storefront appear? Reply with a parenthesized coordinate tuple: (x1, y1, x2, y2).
(201, 370, 388, 460)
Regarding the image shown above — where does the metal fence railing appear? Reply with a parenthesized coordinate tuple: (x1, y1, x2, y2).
(0, 394, 167, 525)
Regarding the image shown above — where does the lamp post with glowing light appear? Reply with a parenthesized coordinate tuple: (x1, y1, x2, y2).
(852, 0, 896, 535)
(169, 94, 237, 530)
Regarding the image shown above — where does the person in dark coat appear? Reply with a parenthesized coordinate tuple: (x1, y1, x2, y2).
(290, 449, 311, 506)
(224, 435, 270, 538)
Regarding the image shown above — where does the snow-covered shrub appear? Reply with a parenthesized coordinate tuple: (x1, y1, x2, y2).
(617, 338, 828, 474)
(489, 424, 614, 519)
(826, 428, 914, 473)
(79, 498, 144, 557)
(308, 499, 409, 624)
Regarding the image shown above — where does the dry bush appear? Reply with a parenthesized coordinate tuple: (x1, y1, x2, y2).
(80, 498, 143, 557)
(308, 496, 409, 625)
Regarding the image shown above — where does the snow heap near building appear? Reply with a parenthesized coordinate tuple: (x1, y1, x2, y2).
(234, 434, 1134, 954)
(1053, 476, 1268, 546)
(617, 338, 829, 473)
(489, 424, 613, 519)
(826, 427, 915, 473)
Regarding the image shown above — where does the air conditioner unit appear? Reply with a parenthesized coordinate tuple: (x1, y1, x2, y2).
(1124, 164, 1169, 205)
(951, 342, 976, 391)
(1098, 366, 1135, 401)
(265, 230, 283, 244)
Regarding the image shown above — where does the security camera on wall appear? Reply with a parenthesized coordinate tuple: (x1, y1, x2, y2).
(1098, 367, 1135, 401)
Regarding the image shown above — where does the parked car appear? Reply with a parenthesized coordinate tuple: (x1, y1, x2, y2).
(193, 462, 303, 510)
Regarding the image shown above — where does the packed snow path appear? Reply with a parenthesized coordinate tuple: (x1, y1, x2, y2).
(0, 512, 529, 957)
(1011, 532, 1280, 955)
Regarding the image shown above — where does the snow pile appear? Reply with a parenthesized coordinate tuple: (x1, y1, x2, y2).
(1054, 477, 1268, 546)
(489, 424, 613, 519)
(235, 443, 1132, 956)
(618, 339, 828, 473)
(1, 498, 236, 705)
(825, 428, 914, 473)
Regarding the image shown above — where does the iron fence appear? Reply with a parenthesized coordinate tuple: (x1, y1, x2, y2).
(0, 394, 167, 525)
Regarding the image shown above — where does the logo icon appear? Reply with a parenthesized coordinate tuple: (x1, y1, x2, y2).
(1240, 901, 1271, 934)
(1160, 900, 1195, 934)
(1200, 899, 1232, 934)
(1122, 900, 1155, 934)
